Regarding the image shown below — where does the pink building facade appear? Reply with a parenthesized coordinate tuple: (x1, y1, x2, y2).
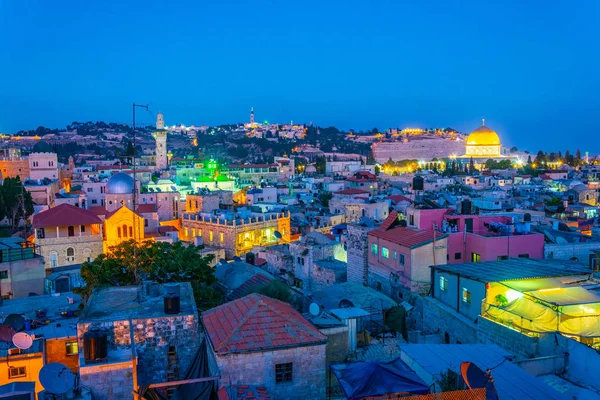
(405, 206, 544, 264)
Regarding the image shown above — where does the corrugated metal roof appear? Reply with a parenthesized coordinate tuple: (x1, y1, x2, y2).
(433, 258, 591, 283)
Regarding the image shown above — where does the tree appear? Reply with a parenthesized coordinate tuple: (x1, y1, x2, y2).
(366, 154, 376, 165)
(318, 191, 333, 207)
(315, 156, 327, 174)
(527, 155, 532, 165)
(576, 149, 582, 160)
(510, 146, 518, 153)
(469, 157, 475, 174)
(545, 197, 562, 207)
(125, 140, 135, 157)
(0, 177, 34, 231)
(371, 127, 379, 134)
(78, 241, 217, 309)
(258, 279, 291, 303)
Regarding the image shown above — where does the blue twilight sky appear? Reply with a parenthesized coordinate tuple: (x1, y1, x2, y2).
(1, 0, 599, 153)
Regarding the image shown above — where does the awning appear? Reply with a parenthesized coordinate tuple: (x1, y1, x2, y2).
(525, 287, 600, 306)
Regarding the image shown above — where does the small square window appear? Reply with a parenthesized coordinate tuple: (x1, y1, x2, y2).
(440, 276, 448, 291)
(371, 243, 378, 255)
(275, 362, 293, 383)
(376, 282, 382, 291)
(462, 288, 471, 304)
(0, 271, 7, 280)
(8, 366, 26, 378)
(392, 252, 397, 260)
(66, 341, 79, 356)
(398, 254, 405, 266)
(454, 252, 462, 260)
(497, 255, 508, 260)
(518, 254, 529, 258)
(381, 247, 389, 259)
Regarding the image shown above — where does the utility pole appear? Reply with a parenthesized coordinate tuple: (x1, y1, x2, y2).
(132, 103, 148, 287)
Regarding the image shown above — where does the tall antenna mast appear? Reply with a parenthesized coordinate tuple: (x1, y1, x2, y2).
(132, 103, 148, 292)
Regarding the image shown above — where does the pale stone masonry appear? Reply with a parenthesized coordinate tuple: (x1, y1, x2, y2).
(346, 223, 375, 285)
(214, 345, 326, 400)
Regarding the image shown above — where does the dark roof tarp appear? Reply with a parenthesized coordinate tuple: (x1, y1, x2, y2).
(330, 358, 429, 399)
(139, 338, 218, 400)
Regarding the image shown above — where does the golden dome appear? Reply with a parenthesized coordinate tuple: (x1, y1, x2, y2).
(466, 125, 500, 146)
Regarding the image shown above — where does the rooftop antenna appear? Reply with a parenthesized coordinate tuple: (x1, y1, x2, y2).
(132, 103, 148, 302)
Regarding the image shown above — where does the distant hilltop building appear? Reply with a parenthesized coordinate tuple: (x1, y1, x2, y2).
(155, 112, 168, 170)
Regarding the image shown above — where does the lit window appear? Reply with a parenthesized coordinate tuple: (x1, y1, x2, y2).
(392, 252, 397, 260)
(8, 366, 26, 378)
(462, 288, 471, 304)
(209, 231, 213, 242)
(192, 229, 196, 237)
(471, 253, 481, 263)
(66, 341, 79, 356)
(440, 276, 448, 291)
(382, 247, 389, 259)
(275, 362, 293, 383)
(220, 233, 224, 243)
(371, 243, 378, 255)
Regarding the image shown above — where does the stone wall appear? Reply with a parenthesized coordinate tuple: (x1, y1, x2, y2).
(215, 344, 326, 400)
(321, 326, 350, 364)
(0, 256, 45, 298)
(46, 337, 79, 372)
(545, 242, 600, 266)
(37, 234, 103, 269)
(477, 317, 539, 359)
(77, 313, 200, 387)
(421, 297, 478, 344)
(346, 224, 374, 285)
(79, 361, 134, 400)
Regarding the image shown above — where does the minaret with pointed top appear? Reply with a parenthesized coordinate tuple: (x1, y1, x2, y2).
(482, 118, 485, 126)
(155, 112, 168, 170)
(250, 107, 255, 125)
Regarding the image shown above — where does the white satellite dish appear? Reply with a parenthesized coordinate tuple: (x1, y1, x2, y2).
(309, 303, 320, 316)
(12, 332, 33, 350)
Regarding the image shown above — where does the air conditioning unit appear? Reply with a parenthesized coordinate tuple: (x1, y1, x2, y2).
(8, 348, 21, 355)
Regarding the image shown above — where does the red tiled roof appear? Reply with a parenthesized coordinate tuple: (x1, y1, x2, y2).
(334, 188, 369, 195)
(158, 225, 178, 233)
(218, 386, 271, 400)
(32, 204, 102, 228)
(88, 206, 108, 216)
(378, 211, 399, 231)
(136, 203, 157, 213)
(387, 195, 413, 204)
(202, 293, 327, 353)
(369, 226, 445, 249)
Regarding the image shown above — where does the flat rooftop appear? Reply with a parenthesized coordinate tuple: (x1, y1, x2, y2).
(401, 344, 565, 400)
(78, 283, 196, 323)
(432, 258, 592, 283)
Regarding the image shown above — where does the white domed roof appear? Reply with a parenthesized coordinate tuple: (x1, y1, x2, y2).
(107, 172, 134, 194)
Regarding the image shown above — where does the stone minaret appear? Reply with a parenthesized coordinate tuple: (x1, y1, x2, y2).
(250, 107, 254, 124)
(155, 113, 168, 170)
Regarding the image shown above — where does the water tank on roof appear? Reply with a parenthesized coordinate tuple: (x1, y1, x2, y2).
(163, 283, 181, 315)
(412, 176, 424, 191)
(461, 200, 472, 215)
(83, 327, 108, 363)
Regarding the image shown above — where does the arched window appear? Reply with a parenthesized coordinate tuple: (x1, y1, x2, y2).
(68, 226, 75, 237)
(66, 248, 74, 257)
(122, 224, 128, 238)
(117, 227, 122, 238)
(129, 226, 133, 237)
(50, 252, 58, 268)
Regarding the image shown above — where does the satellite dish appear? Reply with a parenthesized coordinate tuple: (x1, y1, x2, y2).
(39, 362, 75, 395)
(309, 303, 320, 316)
(12, 332, 33, 349)
(274, 230, 283, 239)
(4, 314, 25, 332)
(460, 362, 499, 400)
(0, 325, 16, 342)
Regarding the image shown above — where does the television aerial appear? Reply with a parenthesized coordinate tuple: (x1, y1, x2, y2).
(39, 362, 75, 395)
(460, 361, 499, 400)
(12, 332, 33, 350)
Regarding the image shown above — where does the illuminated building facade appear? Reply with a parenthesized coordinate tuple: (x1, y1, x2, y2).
(33, 204, 104, 268)
(181, 210, 290, 258)
(103, 206, 147, 252)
